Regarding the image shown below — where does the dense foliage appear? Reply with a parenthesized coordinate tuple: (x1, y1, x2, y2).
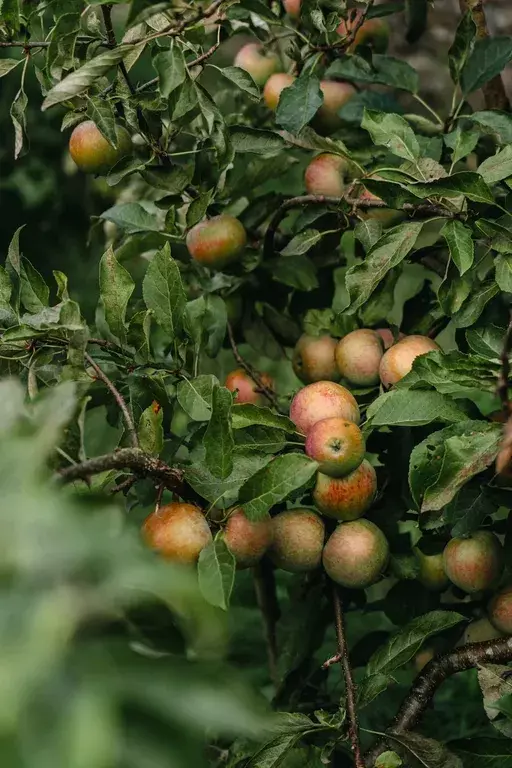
(2, 1, 512, 766)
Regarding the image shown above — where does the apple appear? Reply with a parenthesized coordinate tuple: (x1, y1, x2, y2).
(379, 335, 440, 388)
(223, 507, 272, 568)
(304, 153, 353, 197)
(292, 333, 339, 384)
(225, 369, 274, 406)
(323, 519, 390, 589)
(443, 531, 504, 593)
(263, 72, 296, 110)
(335, 329, 384, 388)
(142, 502, 212, 564)
(186, 214, 247, 270)
(313, 459, 376, 520)
(69, 120, 132, 175)
(305, 417, 365, 477)
(234, 42, 282, 86)
(289, 381, 360, 435)
(270, 508, 325, 572)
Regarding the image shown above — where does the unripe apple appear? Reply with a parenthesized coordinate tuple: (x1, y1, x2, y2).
(292, 333, 339, 384)
(337, 14, 390, 53)
(335, 329, 384, 388)
(379, 335, 440, 388)
(289, 381, 360, 435)
(323, 519, 389, 589)
(283, 0, 300, 17)
(234, 43, 282, 86)
(313, 459, 376, 520)
(69, 120, 132, 174)
(270, 508, 325, 572)
(443, 531, 504, 594)
(225, 368, 274, 406)
(304, 153, 352, 197)
(376, 328, 405, 350)
(223, 507, 272, 568)
(305, 417, 365, 478)
(460, 617, 503, 646)
(414, 543, 450, 592)
(142, 502, 212, 564)
(488, 585, 512, 634)
(314, 80, 356, 134)
(186, 215, 247, 270)
(263, 72, 296, 110)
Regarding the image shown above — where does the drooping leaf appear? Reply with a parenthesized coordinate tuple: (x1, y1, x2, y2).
(177, 375, 218, 422)
(444, 127, 479, 166)
(213, 65, 260, 102)
(366, 389, 467, 428)
(478, 145, 512, 185)
(442, 220, 474, 276)
(138, 403, 163, 456)
(229, 126, 286, 154)
(204, 386, 234, 480)
(198, 537, 235, 611)
(327, 55, 418, 93)
(387, 732, 463, 768)
(275, 74, 323, 135)
(461, 37, 512, 96)
(142, 243, 186, 339)
(239, 453, 318, 521)
(99, 247, 134, 346)
(448, 11, 476, 84)
(450, 737, 512, 768)
(362, 109, 420, 162)
(231, 405, 296, 433)
(153, 41, 186, 99)
(409, 420, 502, 512)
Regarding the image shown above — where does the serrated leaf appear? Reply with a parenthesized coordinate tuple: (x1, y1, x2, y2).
(238, 453, 318, 521)
(397, 349, 497, 395)
(407, 171, 494, 204)
(362, 109, 420, 162)
(409, 420, 502, 512)
(442, 220, 474, 276)
(327, 55, 418, 93)
(354, 219, 382, 252)
(366, 611, 465, 677)
(198, 537, 235, 611)
(231, 404, 296, 432)
(153, 41, 186, 99)
(230, 126, 285, 154)
(99, 246, 134, 346)
(100, 203, 161, 234)
(388, 732, 462, 768)
(214, 65, 260, 101)
(86, 96, 118, 148)
(449, 12, 476, 84)
(186, 454, 272, 509)
(138, 403, 163, 456)
(466, 325, 505, 359)
(281, 229, 324, 257)
(366, 389, 466, 428)
(177, 375, 217, 421)
(450, 737, 512, 768)
(276, 74, 323, 135)
(466, 110, 512, 145)
(42, 45, 135, 110)
(479, 145, 512, 185)
(444, 127, 479, 166)
(345, 222, 423, 313)
(453, 282, 499, 328)
(142, 242, 186, 339)
(445, 486, 497, 537)
(10, 88, 27, 160)
(496, 254, 512, 293)
(204, 386, 234, 480)
(0, 58, 21, 78)
(234, 426, 286, 455)
(461, 37, 512, 96)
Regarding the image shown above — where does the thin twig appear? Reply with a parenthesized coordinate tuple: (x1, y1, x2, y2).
(263, 195, 463, 261)
(154, 481, 165, 513)
(498, 309, 512, 415)
(332, 585, 364, 768)
(84, 351, 139, 449)
(226, 321, 279, 409)
(311, 0, 375, 53)
(57, 447, 200, 503)
(364, 635, 512, 766)
(0, 40, 50, 48)
(253, 559, 280, 687)
(458, 0, 509, 110)
(101, 4, 136, 97)
(110, 475, 137, 495)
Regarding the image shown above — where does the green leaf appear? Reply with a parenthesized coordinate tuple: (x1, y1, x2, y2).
(0, 59, 21, 78)
(444, 127, 479, 166)
(405, 0, 428, 44)
(239, 453, 318, 521)
(153, 41, 186, 99)
(204, 386, 234, 480)
(281, 229, 324, 257)
(86, 96, 118, 148)
(234, 426, 286, 455)
(186, 454, 272, 509)
(366, 389, 467, 428)
(142, 165, 193, 195)
(138, 403, 163, 456)
(466, 110, 512, 145)
(466, 325, 505, 359)
(387, 733, 462, 768)
(357, 673, 391, 709)
(366, 611, 465, 677)
(409, 420, 502, 512)
(327, 55, 418, 93)
(345, 222, 423, 312)
(186, 189, 213, 229)
(275, 74, 323, 135)
(478, 145, 512, 185)
(496, 254, 512, 293)
(42, 45, 135, 110)
(397, 350, 497, 395)
(213, 65, 260, 102)
(271, 255, 319, 291)
(10, 87, 27, 160)
(99, 246, 134, 346)
(445, 487, 497, 537)
(231, 404, 296, 433)
(362, 110, 420, 162)
(450, 737, 512, 768)
(142, 243, 186, 339)
(177, 375, 217, 421)
(442, 220, 474, 276)
(375, 752, 403, 768)
(100, 203, 161, 234)
(449, 12, 476, 84)
(230, 126, 285, 154)
(461, 37, 512, 95)
(19, 258, 50, 314)
(453, 282, 499, 328)
(197, 537, 235, 611)
(406, 171, 494, 204)
(354, 219, 382, 252)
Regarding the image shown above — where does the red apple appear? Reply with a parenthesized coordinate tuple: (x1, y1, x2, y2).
(263, 72, 296, 110)
(223, 507, 272, 568)
(304, 153, 353, 197)
(234, 42, 282, 86)
(313, 459, 377, 520)
(379, 335, 440, 388)
(305, 417, 365, 477)
(142, 502, 212, 564)
(225, 369, 274, 406)
(289, 381, 360, 435)
(186, 214, 247, 270)
(335, 329, 384, 388)
(292, 333, 339, 384)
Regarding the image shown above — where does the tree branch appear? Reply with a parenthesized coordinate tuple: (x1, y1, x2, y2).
(332, 585, 364, 768)
(459, 0, 510, 110)
(57, 447, 199, 502)
(226, 321, 280, 410)
(311, 0, 375, 53)
(364, 636, 512, 766)
(263, 195, 464, 261)
(253, 559, 280, 687)
(101, 4, 135, 96)
(84, 351, 139, 449)
(0, 40, 51, 48)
